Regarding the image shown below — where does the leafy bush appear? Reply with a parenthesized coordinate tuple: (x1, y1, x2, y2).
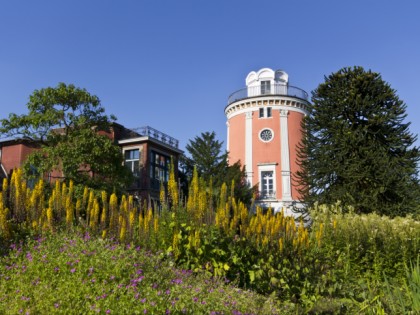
(1, 170, 420, 313)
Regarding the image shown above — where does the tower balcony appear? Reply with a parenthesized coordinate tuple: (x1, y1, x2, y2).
(228, 84, 308, 105)
(256, 190, 277, 201)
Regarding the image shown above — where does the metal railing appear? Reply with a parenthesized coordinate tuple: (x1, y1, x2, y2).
(130, 126, 179, 149)
(228, 84, 308, 105)
(257, 190, 277, 200)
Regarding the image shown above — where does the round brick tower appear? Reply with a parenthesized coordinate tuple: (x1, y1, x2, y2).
(225, 68, 309, 214)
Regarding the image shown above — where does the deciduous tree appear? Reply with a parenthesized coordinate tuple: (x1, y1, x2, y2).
(0, 83, 132, 192)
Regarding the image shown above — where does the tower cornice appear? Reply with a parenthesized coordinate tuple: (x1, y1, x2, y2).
(225, 95, 309, 120)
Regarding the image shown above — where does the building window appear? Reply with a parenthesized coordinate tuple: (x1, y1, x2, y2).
(124, 149, 140, 177)
(261, 171, 274, 198)
(261, 80, 271, 95)
(258, 107, 272, 119)
(150, 151, 170, 183)
(25, 165, 39, 189)
(259, 129, 273, 142)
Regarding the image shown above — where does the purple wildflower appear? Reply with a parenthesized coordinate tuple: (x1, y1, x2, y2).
(171, 278, 182, 285)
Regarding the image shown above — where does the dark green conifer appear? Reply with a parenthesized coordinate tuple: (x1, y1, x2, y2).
(181, 131, 255, 206)
(297, 66, 420, 216)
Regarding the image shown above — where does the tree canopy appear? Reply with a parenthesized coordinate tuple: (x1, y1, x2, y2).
(297, 66, 420, 216)
(0, 83, 132, 192)
(181, 131, 255, 206)
(182, 131, 228, 183)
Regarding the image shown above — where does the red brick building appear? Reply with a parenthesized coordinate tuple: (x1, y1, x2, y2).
(0, 124, 182, 204)
(0, 139, 40, 182)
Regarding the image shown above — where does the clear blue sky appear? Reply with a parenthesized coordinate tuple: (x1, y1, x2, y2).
(1, 0, 420, 152)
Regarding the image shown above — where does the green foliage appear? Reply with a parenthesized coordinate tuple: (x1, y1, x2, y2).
(305, 203, 420, 314)
(0, 83, 132, 193)
(0, 232, 283, 314)
(351, 260, 420, 314)
(310, 203, 420, 280)
(182, 131, 228, 182)
(2, 173, 420, 313)
(181, 131, 255, 206)
(0, 83, 112, 142)
(297, 66, 420, 216)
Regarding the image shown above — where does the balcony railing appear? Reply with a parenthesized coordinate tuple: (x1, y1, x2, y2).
(257, 191, 277, 200)
(228, 84, 308, 105)
(130, 126, 179, 149)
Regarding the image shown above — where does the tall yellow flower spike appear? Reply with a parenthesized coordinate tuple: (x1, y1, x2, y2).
(168, 160, 179, 209)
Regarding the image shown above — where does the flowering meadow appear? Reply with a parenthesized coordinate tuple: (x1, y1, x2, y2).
(1, 168, 420, 314)
(0, 232, 283, 314)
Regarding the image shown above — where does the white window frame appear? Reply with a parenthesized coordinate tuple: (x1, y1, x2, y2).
(259, 128, 274, 143)
(258, 107, 273, 119)
(260, 80, 271, 95)
(122, 146, 142, 177)
(258, 164, 277, 199)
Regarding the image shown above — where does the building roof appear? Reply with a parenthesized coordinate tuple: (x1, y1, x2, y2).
(118, 126, 183, 154)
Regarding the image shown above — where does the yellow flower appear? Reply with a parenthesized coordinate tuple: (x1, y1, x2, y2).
(153, 218, 159, 233)
(120, 219, 127, 242)
(47, 207, 53, 231)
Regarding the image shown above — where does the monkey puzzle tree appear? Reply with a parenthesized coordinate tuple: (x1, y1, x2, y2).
(297, 66, 420, 216)
(0, 83, 132, 192)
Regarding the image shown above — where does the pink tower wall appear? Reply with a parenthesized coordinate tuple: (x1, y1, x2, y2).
(228, 114, 245, 166)
(252, 109, 282, 198)
(227, 108, 305, 201)
(287, 110, 304, 200)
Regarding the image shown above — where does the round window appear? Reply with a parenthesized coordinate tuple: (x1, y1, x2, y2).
(260, 129, 273, 142)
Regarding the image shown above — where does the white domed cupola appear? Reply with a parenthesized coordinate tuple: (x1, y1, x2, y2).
(275, 70, 288, 84)
(245, 68, 289, 97)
